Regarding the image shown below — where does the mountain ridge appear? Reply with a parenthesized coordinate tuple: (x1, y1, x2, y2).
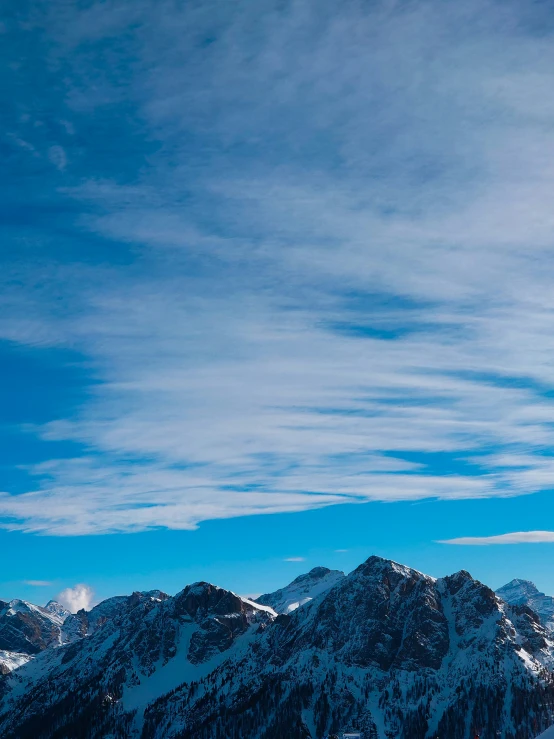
(2, 558, 554, 738)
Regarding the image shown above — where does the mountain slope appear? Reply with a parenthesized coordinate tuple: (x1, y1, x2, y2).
(145, 558, 554, 739)
(256, 566, 345, 614)
(0, 591, 170, 676)
(2, 559, 554, 739)
(0, 583, 274, 738)
(497, 579, 554, 632)
(62, 588, 170, 641)
(0, 598, 73, 677)
(0, 599, 68, 655)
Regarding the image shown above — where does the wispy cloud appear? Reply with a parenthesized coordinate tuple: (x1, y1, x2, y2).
(2, 0, 554, 535)
(284, 557, 306, 562)
(439, 531, 554, 546)
(23, 580, 53, 587)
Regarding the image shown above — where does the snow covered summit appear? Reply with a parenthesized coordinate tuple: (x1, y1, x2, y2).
(497, 578, 554, 631)
(43, 600, 71, 624)
(256, 565, 345, 613)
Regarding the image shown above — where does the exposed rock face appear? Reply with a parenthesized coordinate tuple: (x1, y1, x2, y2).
(63, 589, 170, 639)
(0, 590, 170, 674)
(174, 582, 269, 664)
(266, 557, 449, 672)
(1, 558, 554, 739)
(0, 600, 65, 655)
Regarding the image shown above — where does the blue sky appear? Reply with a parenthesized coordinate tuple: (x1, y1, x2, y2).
(3, 0, 554, 609)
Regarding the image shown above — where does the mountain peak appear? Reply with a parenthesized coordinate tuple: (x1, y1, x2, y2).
(306, 565, 333, 577)
(290, 565, 342, 585)
(256, 566, 344, 614)
(354, 554, 430, 582)
(496, 578, 554, 631)
(498, 578, 542, 598)
(44, 600, 72, 623)
(173, 581, 273, 622)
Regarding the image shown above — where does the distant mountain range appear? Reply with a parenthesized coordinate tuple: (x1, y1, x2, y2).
(1, 560, 554, 738)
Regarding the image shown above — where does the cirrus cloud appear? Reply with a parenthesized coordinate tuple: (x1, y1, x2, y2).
(439, 531, 554, 546)
(2, 0, 554, 537)
(23, 580, 53, 587)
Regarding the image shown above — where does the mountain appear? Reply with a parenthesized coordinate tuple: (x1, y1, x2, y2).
(0, 590, 170, 676)
(144, 558, 554, 739)
(497, 579, 554, 631)
(0, 582, 275, 738)
(0, 599, 68, 655)
(43, 601, 72, 623)
(62, 589, 170, 640)
(256, 566, 345, 614)
(0, 598, 72, 676)
(1, 558, 554, 738)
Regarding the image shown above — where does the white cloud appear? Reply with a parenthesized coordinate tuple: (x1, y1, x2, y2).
(56, 584, 95, 612)
(3, 0, 554, 534)
(284, 557, 306, 562)
(438, 531, 554, 546)
(23, 580, 53, 587)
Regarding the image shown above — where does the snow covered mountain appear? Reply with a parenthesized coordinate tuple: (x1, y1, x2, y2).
(497, 579, 554, 632)
(144, 558, 554, 739)
(0, 598, 73, 676)
(0, 582, 274, 737)
(62, 588, 170, 640)
(0, 598, 69, 655)
(256, 566, 345, 614)
(0, 590, 170, 676)
(1, 558, 554, 738)
(43, 600, 72, 623)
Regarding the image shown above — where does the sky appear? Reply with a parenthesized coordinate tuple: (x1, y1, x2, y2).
(3, 0, 554, 609)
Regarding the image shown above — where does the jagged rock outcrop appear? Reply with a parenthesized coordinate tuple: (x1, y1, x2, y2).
(0, 599, 66, 655)
(63, 589, 169, 640)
